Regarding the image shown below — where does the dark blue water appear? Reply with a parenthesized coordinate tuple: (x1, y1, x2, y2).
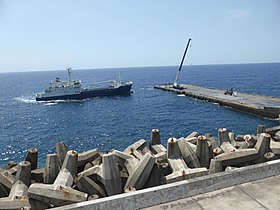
(0, 63, 279, 167)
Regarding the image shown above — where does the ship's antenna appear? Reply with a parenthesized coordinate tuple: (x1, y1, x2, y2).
(66, 66, 72, 83)
(173, 38, 192, 88)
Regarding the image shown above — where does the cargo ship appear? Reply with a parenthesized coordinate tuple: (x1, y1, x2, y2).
(36, 67, 132, 101)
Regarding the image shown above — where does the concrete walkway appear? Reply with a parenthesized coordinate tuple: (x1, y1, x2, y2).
(143, 175, 280, 210)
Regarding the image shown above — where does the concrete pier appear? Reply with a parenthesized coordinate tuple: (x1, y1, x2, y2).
(154, 84, 280, 118)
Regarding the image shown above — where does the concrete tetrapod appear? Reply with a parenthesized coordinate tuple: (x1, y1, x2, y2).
(76, 152, 122, 196)
(257, 125, 266, 135)
(270, 140, 280, 158)
(0, 168, 14, 195)
(220, 142, 236, 153)
(218, 128, 230, 146)
(124, 139, 147, 160)
(0, 161, 44, 210)
(196, 136, 210, 168)
(124, 153, 156, 190)
(167, 138, 181, 159)
(150, 129, 161, 145)
(265, 125, 280, 136)
(102, 153, 122, 196)
(28, 150, 88, 207)
(254, 133, 272, 163)
(56, 141, 68, 167)
(214, 148, 258, 167)
(164, 138, 208, 184)
(177, 138, 201, 168)
(77, 148, 100, 173)
(209, 159, 223, 174)
(75, 174, 106, 198)
(25, 148, 38, 170)
(43, 154, 60, 184)
(164, 158, 208, 184)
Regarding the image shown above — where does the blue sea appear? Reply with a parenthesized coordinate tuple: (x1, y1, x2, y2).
(0, 63, 279, 168)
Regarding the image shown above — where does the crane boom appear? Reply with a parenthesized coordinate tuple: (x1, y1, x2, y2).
(173, 38, 192, 88)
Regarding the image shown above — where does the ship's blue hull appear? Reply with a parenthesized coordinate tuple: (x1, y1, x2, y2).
(36, 84, 132, 101)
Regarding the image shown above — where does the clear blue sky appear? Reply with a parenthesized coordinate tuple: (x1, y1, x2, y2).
(0, 0, 280, 72)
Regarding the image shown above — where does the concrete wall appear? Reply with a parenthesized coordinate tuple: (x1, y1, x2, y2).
(51, 159, 280, 210)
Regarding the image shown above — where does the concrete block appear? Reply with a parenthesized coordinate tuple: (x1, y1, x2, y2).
(75, 175, 106, 198)
(228, 132, 235, 144)
(177, 139, 201, 168)
(254, 133, 272, 163)
(154, 151, 168, 163)
(209, 159, 223, 174)
(167, 138, 180, 159)
(213, 147, 224, 156)
(124, 139, 147, 159)
(196, 136, 210, 168)
(28, 183, 87, 207)
(220, 142, 236, 153)
(61, 150, 78, 178)
(44, 154, 60, 184)
(124, 187, 136, 193)
(264, 152, 276, 161)
(257, 125, 266, 134)
(0, 170, 14, 193)
(265, 125, 280, 136)
(243, 134, 256, 148)
(164, 159, 208, 184)
(28, 150, 87, 207)
(214, 148, 258, 166)
(77, 148, 100, 172)
(32, 167, 44, 183)
(270, 140, 280, 156)
(25, 147, 38, 170)
(185, 137, 197, 144)
(274, 131, 280, 141)
(102, 153, 122, 196)
(56, 141, 68, 167)
(124, 139, 146, 154)
(205, 133, 212, 138)
(208, 136, 218, 149)
(84, 156, 102, 170)
(77, 151, 129, 196)
(0, 161, 33, 209)
(0, 183, 8, 198)
(150, 144, 167, 155)
(5, 161, 17, 169)
(77, 165, 101, 183)
(187, 142, 197, 153)
(218, 128, 230, 145)
(143, 163, 162, 188)
(186, 131, 199, 139)
(150, 129, 161, 145)
(236, 135, 245, 141)
(125, 153, 155, 190)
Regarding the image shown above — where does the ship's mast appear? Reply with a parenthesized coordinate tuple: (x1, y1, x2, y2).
(173, 38, 192, 87)
(66, 66, 72, 83)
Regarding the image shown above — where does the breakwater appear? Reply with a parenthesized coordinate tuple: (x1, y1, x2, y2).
(0, 124, 280, 209)
(154, 84, 280, 119)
